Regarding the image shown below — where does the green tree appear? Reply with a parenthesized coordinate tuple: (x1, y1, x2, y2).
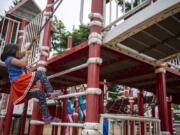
(174, 104, 180, 121)
(51, 16, 70, 55)
(108, 84, 123, 100)
(71, 26, 89, 46)
(12, 0, 22, 6)
(51, 16, 89, 55)
(117, 0, 139, 12)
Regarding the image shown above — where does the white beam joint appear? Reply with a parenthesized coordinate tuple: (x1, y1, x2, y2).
(86, 88, 102, 95)
(84, 122, 100, 130)
(88, 20, 103, 28)
(38, 60, 48, 66)
(44, 11, 53, 16)
(87, 57, 103, 65)
(88, 12, 103, 21)
(155, 67, 166, 74)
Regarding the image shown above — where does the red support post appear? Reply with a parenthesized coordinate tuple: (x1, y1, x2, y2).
(129, 89, 134, 135)
(138, 89, 144, 135)
(123, 86, 129, 135)
(52, 103, 61, 135)
(18, 20, 29, 135)
(29, 101, 43, 135)
(5, 20, 13, 44)
(67, 36, 73, 49)
(3, 92, 14, 135)
(99, 84, 104, 114)
(0, 94, 9, 133)
(124, 86, 129, 98)
(19, 101, 28, 135)
(29, 0, 54, 134)
(155, 67, 170, 135)
(61, 89, 67, 135)
(18, 20, 28, 48)
(37, 0, 54, 71)
(83, 0, 103, 134)
(103, 82, 108, 113)
(2, 17, 15, 135)
(168, 96, 174, 135)
(72, 97, 79, 135)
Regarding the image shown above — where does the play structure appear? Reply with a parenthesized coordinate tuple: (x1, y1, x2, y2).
(0, 0, 180, 134)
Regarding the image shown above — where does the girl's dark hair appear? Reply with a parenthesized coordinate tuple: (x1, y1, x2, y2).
(1, 44, 19, 61)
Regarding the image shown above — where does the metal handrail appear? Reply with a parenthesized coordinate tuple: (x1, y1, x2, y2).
(0, 15, 20, 45)
(168, 56, 180, 69)
(103, 0, 151, 30)
(100, 114, 161, 135)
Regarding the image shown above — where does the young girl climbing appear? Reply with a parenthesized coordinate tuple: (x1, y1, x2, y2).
(1, 43, 62, 123)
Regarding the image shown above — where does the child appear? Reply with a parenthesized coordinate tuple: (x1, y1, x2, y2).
(1, 43, 61, 123)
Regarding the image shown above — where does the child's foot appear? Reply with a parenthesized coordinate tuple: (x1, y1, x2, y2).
(43, 115, 61, 124)
(48, 90, 62, 99)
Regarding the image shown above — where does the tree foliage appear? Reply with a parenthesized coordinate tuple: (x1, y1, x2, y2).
(117, 0, 139, 12)
(51, 16, 89, 55)
(174, 104, 180, 121)
(12, 0, 22, 6)
(51, 16, 70, 55)
(71, 26, 89, 46)
(108, 84, 123, 100)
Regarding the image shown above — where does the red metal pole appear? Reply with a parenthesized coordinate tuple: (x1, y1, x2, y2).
(2, 17, 14, 135)
(29, 101, 43, 135)
(124, 86, 129, 98)
(61, 89, 67, 135)
(5, 20, 13, 44)
(38, 0, 54, 71)
(99, 84, 104, 114)
(17, 20, 29, 135)
(19, 101, 28, 135)
(124, 86, 129, 135)
(104, 82, 108, 113)
(168, 96, 174, 135)
(83, 0, 103, 134)
(67, 36, 73, 49)
(3, 91, 14, 135)
(138, 89, 144, 135)
(72, 97, 79, 135)
(52, 103, 61, 135)
(29, 0, 54, 133)
(0, 94, 8, 133)
(18, 20, 28, 47)
(155, 67, 170, 134)
(129, 89, 134, 135)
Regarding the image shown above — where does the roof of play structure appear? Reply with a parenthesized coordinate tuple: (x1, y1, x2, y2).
(6, 0, 41, 21)
(104, 0, 180, 60)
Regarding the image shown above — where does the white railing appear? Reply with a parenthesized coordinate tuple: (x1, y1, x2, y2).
(168, 56, 180, 69)
(22, 12, 45, 66)
(103, 0, 151, 30)
(0, 16, 20, 57)
(0, 15, 20, 44)
(0, 38, 5, 57)
(100, 114, 161, 135)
